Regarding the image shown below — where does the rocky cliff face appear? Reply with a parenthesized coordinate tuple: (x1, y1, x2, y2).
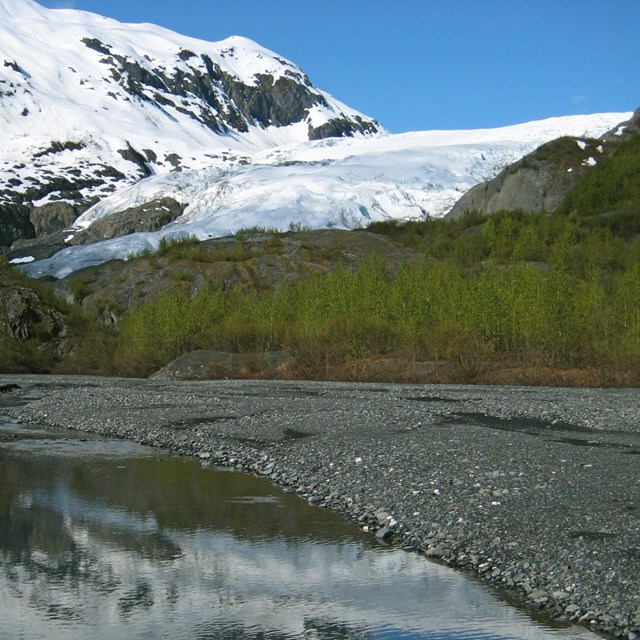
(447, 109, 640, 218)
(77, 38, 378, 141)
(0, 279, 73, 372)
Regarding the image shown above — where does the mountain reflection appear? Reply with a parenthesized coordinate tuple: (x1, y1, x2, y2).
(0, 417, 592, 640)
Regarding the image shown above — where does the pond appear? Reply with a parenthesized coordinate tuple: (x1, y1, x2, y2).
(0, 407, 597, 640)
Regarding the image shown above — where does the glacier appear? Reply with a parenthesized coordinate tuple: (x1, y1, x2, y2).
(21, 112, 630, 279)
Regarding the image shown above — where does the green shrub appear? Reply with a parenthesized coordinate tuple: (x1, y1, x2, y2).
(558, 133, 640, 216)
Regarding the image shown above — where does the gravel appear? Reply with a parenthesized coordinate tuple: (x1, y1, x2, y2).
(2, 375, 640, 638)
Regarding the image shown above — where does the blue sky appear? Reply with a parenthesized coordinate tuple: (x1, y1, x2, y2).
(40, 0, 639, 133)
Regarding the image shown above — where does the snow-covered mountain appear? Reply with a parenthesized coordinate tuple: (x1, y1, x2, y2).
(0, 0, 631, 278)
(0, 0, 379, 210)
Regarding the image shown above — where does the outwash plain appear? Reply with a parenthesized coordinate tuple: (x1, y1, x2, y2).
(2, 375, 640, 638)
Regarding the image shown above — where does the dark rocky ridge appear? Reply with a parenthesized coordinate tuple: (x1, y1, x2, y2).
(0, 165, 118, 251)
(4, 376, 640, 639)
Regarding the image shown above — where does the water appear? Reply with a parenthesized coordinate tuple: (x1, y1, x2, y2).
(0, 409, 596, 640)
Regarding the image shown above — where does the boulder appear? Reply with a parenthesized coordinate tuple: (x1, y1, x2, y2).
(151, 349, 288, 380)
(30, 202, 78, 235)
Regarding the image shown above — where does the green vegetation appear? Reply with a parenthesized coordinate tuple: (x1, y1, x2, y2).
(67, 268, 100, 303)
(4, 205, 639, 384)
(104, 224, 639, 383)
(558, 133, 640, 216)
(131, 231, 285, 265)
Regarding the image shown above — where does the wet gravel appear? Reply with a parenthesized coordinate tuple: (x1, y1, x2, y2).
(2, 375, 640, 638)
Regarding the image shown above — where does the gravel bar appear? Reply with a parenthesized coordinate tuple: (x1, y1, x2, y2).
(2, 375, 640, 638)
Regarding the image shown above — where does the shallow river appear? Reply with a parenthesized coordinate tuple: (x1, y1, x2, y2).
(0, 404, 596, 640)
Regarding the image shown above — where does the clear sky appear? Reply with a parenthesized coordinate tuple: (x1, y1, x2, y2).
(39, 0, 639, 133)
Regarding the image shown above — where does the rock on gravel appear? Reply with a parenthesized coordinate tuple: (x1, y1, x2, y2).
(2, 375, 640, 638)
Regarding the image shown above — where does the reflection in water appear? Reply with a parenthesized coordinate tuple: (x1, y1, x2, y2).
(0, 415, 593, 640)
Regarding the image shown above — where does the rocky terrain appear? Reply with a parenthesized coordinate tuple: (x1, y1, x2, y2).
(0, 285, 70, 353)
(3, 375, 640, 639)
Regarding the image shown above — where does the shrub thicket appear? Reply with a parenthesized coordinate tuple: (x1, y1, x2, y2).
(110, 216, 640, 382)
(558, 133, 640, 216)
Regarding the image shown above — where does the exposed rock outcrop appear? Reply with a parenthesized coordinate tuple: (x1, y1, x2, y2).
(601, 107, 640, 142)
(70, 197, 186, 245)
(30, 202, 79, 235)
(5, 202, 88, 262)
(0, 204, 34, 248)
(447, 136, 601, 217)
(151, 349, 288, 380)
(8, 231, 70, 262)
(0, 284, 70, 356)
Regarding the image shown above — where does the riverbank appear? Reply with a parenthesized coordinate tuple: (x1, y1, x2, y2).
(2, 375, 639, 638)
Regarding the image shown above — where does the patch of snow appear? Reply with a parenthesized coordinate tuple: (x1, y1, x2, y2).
(582, 157, 597, 167)
(576, 140, 588, 150)
(10, 255, 35, 264)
